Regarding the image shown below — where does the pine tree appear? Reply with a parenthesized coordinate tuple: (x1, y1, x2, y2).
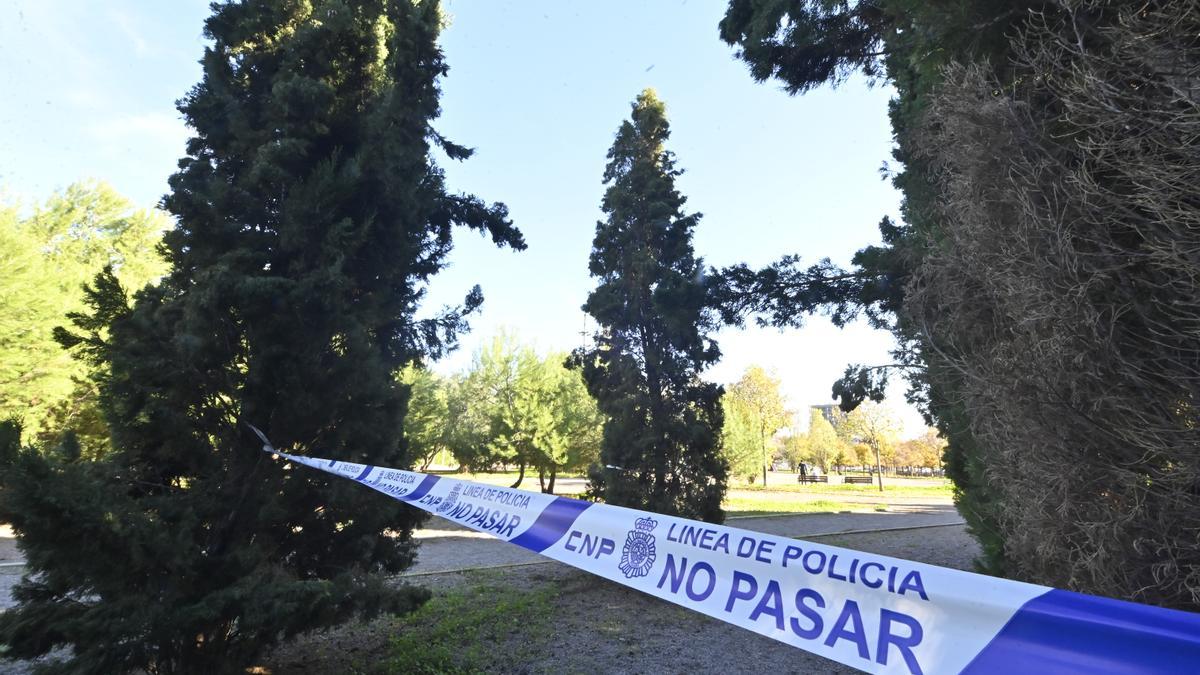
(569, 90, 726, 523)
(0, 1, 522, 672)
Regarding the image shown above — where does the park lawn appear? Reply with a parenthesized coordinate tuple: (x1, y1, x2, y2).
(734, 480, 954, 499)
(433, 471, 886, 516)
(430, 470, 586, 486)
(379, 576, 555, 674)
(722, 494, 885, 518)
(429, 469, 951, 501)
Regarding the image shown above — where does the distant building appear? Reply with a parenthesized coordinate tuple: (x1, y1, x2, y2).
(811, 404, 841, 428)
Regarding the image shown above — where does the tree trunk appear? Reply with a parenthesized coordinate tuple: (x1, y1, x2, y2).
(511, 461, 526, 489)
(547, 466, 557, 494)
(538, 467, 547, 493)
(874, 445, 884, 492)
(761, 431, 768, 488)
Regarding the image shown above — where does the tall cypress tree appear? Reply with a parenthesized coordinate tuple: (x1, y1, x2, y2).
(569, 90, 726, 523)
(0, 1, 522, 672)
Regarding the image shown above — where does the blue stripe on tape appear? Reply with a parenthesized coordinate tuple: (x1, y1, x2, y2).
(963, 588, 1200, 674)
(508, 497, 592, 552)
(353, 465, 374, 482)
(400, 474, 440, 502)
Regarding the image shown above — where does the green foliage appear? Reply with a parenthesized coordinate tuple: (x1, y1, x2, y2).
(382, 579, 554, 675)
(717, 0, 1046, 572)
(906, 2, 1200, 604)
(0, 182, 168, 451)
(0, 1, 523, 671)
(570, 89, 727, 523)
(718, 0, 890, 94)
(466, 335, 542, 478)
(720, 395, 761, 482)
(548, 359, 605, 480)
(449, 334, 602, 492)
(720, 0, 1200, 604)
(722, 366, 788, 485)
(801, 408, 842, 473)
(399, 365, 451, 471)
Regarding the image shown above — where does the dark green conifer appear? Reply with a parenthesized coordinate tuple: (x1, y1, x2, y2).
(0, 1, 522, 672)
(569, 90, 726, 524)
(716, 0, 1041, 576)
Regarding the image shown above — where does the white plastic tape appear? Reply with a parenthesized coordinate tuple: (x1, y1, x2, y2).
(271, 450, 1200, 674)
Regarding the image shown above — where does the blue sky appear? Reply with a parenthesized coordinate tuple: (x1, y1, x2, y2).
(0, 0, 924, 435)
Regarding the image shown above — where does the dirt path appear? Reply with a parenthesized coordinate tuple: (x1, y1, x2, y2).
(267, 523, 982, 674)
(1, 509, 973, 674)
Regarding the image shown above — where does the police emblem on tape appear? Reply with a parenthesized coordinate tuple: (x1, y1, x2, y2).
(436, 484, 461, 515)
(618, 517, 657, 578)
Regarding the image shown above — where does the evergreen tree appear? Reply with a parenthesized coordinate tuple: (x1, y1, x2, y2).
(716, 0, 1045, 574)
(569, 90, 726, 523)
(0, 1, 522, 672)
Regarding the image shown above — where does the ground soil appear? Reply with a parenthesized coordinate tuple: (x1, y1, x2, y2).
(260, 523, 979, 674)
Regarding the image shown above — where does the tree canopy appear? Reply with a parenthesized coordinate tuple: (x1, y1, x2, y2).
(570, 89, 727, 523)
(0, 182, 168, 450)
(451, 334, 602, 492)
(721, 392, 763, 482)
(722, 365, 788, 485)
(399, 364, 452, 471)
(0, 1, 523, 671)
(718, 0, 1200, 607)
(843, 401, 900, 489)
(800, 408, 843, 473)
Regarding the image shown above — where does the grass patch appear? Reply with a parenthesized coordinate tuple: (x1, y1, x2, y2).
(380, 576, 554, 674)
(723, 495, 876, 517)
(733, 480, 953, 498)
(431, 471, 586, 491)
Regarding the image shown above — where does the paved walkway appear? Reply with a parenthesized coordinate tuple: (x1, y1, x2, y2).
(0, 525, 19, 566)
(407, 504, 963, 575)
(0, 505, 963, 580)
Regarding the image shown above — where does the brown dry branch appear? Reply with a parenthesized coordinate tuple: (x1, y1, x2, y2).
(906, 0, 1200, 607)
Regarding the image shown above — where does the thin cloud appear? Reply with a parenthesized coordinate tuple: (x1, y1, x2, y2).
(109, 9, 151, 57)
(88, 111, 189, 149)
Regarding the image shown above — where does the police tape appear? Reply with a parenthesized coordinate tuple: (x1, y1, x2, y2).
(270, 451, 1200, 674)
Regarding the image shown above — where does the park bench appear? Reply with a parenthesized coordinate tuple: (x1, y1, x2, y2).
(796, 475, 828, 484)
(843, 476, 874, 485)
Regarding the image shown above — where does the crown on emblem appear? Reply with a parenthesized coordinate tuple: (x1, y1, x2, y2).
(634, 517, 657, 532)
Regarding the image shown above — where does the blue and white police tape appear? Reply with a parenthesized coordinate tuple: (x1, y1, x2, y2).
(270, 451, 1200, 674)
